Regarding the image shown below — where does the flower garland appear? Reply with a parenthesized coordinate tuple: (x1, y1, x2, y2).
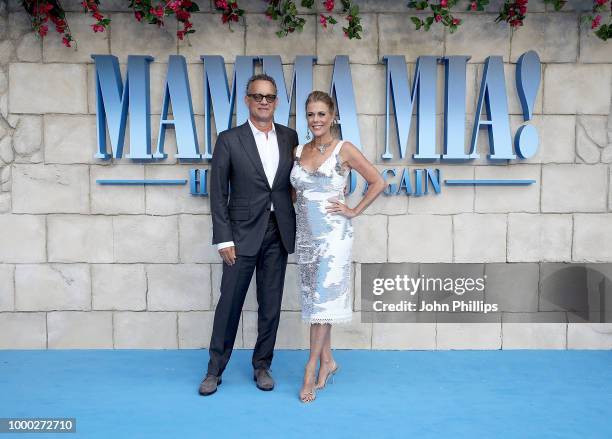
(408, 0, 462, 33)
(266, 0, 362, 39)
(129, 0, 199, 40)
(18, 0, 612, 47)
(20, 0, 75, 47)
(214, 1, 244, 29)
(408, 0, 611, 40)
(584, 0, 611, 40)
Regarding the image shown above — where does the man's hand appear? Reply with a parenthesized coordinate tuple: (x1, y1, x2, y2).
(219, 246, 237, 265)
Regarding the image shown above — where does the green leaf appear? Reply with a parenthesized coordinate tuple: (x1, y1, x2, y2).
(411, 16, 422, 26)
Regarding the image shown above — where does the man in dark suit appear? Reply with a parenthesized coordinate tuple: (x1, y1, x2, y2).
(199, 74, 298, 396)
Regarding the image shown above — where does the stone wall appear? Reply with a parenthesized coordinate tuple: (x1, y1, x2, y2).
(0, 0, 611, 349)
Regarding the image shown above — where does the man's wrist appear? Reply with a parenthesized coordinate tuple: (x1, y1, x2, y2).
(217, 241, 235, 250)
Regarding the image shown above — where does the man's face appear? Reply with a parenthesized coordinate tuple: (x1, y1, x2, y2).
(245, 80, 278, 124)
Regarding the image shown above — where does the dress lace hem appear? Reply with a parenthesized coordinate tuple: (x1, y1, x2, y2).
(302, 315, 353, 325)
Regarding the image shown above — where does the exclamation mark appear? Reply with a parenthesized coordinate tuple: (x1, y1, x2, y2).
(514, 51, 541, 159)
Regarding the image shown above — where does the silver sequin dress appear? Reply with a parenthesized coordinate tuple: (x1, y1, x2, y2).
(290, 140, 353, 325)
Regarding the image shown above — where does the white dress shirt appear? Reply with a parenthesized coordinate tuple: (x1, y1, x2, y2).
(217, 119, 280, 250)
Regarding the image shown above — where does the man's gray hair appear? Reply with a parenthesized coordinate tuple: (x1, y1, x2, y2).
(246, 73, 277, 94)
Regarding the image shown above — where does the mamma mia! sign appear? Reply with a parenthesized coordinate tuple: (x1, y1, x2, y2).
(92, 52, 541, 196)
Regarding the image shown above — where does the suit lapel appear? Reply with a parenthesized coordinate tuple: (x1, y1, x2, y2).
(238, 122, 270, 189)
(271, 123, 289, 190)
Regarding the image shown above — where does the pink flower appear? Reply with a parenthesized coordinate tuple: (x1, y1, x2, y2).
(440, 0, 448, 7)
(150, 6, 165, 18)
(62, 36, 71, 47)
(470, 1, 477, 11)
(434, 14, 442, 22)
(324, 0, 335, 12)
(176, 9, 190, 20)
(38, 25, 48, 36)
(177, 30, 185, 40)
(452, 18, 461, 25)
(93, 11, 104, 21)
(319, 14, 328, 28)
(92, 23, 105, 32)
(134, 11, 143, 21)
(215, 0, 228, 9)
(519, 5, 526, 14)
(595, 0, 607, 5)
(591, 15, 602, 29)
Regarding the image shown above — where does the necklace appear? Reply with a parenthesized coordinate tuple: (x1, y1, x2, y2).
(312, 139, 334, 155)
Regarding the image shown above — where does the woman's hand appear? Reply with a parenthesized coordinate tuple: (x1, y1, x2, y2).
(326, 200, 357, 218)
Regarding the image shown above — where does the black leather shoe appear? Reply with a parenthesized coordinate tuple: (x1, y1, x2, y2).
(253, 368, 274, 391)
(199, 374, 222, 396)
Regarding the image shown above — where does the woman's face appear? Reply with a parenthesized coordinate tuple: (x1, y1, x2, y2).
(306, 101, 335, 139)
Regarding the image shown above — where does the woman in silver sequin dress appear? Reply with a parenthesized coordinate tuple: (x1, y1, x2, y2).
(290, 91, 385, 403)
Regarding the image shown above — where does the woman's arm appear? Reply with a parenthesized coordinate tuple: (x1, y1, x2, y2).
(327, 142, 385, 218)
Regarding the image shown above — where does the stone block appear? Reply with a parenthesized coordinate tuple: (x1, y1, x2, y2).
(179, 215, 219, 263)
(446, 14, 510, 63)
(110, 13, 178, 64)
(12, 115, 42, 161)
(567, 323, 612, 349)
(389, 214, 453, 263)
(47, 311, 113, 348)
(576, 116, 607, 164)
(113, 215, 179, 263)
(352, 214, 387, 262)
(114, 311, 178, 348)
(8, 63, 88, 114)
(44, 115, 98, 164)
(90, 165, 146, 214)
(574, 214, 612, 262)
(510, 13, 578, 63)
(0, 312, 46, 348)
(454, 213, 506, 262)
(544, 64, 612, 115)
(245, 14, 316, 64)
(12, 164, 90, 214)
(372, 323, 436, 349)
(474, 164, 540, 213)
(541, 164, 607, 213)
(502, 323, 566, 349)
(507, 214, 572, 262)
(0, 214, 45, 263)
(0, 264, 14, 311)
(408, 166, 474, 214)
(579, 15, 612, 63)
(484, 263, 539, 312)
(15, 264, 91, 311)
(145, 165, 210, 214)
(92, 264, 147, 311)
(436, 322, 502, 349)
(48, 215, 114, 263)
(43, 13, 109, 63)
(378, 14, 444, 59)
(178, 13, 245, 63)
(317, 13, 378, 65)
(147, 264, 211, 311)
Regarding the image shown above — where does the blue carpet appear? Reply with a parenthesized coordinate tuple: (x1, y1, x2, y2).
(0, 350, 611, 439)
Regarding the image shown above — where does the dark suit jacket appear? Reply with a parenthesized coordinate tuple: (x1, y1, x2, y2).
(210, 121, 299, 256)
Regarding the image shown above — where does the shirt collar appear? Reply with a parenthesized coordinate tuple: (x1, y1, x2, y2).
(248, 118, 276, 137)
